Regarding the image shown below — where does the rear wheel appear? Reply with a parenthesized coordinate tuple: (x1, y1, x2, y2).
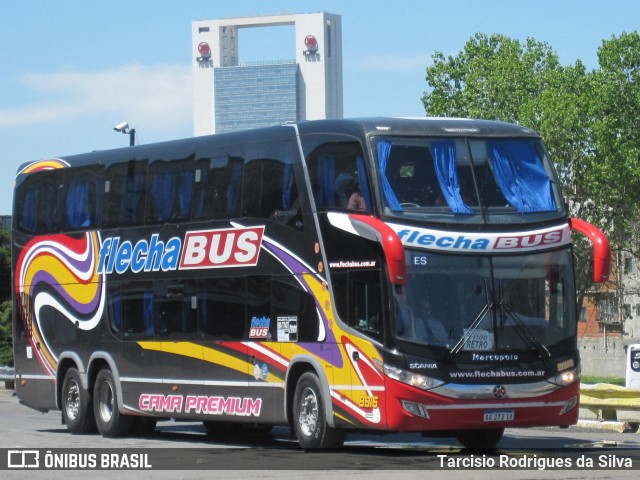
(292, 372, 345, 449)
(61, 368, 96, 434)
(93, 368, 134, 437)
(455, 428, 504, 449)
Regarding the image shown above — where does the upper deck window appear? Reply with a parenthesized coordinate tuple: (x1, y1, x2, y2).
(303, 134, 372, 212)
(375, 136, 563, 225)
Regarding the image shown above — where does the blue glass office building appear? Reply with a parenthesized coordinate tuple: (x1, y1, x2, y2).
(214, 61, 298, 134)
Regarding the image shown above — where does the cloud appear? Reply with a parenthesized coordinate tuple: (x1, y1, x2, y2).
(351, 53, 432, 72)
(0, 64, 192, 131)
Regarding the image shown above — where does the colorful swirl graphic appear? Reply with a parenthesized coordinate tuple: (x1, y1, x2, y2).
(15, 232, 105, 376)
(16, 158, 70, 175)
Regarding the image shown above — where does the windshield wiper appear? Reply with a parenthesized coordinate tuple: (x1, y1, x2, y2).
(500, 302, 551, 359)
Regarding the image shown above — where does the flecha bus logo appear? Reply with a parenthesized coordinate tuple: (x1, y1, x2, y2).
(180, 226, 265, 269)
(98, 226, 265, 274)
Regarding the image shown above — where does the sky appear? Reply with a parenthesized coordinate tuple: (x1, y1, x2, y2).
(1, 0, 639, 215)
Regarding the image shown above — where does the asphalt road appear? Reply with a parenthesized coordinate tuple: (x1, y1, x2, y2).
(1, 386, 640, 479)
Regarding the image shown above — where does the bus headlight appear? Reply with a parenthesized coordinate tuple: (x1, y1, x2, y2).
(383, 364, 445, 390)
(549, 368, 579, 387)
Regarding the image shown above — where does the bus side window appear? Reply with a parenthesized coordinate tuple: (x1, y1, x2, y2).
(107, 283, 122, 339)
(303, 136, 369, 211)
(155, 281, 197, 338)
(62, 166, 103, 230)
(147, 156, 194, 224)
(104, 160, 147, 227)
(350, 272, 383, 342)
(15, 170, 62, 234)
(120, 281, 154, 339)
(242, 142, 300, 225)
(197, 278, 246, 340)
(272, 279, 319, 342)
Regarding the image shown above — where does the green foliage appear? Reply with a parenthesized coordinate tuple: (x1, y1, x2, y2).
(581, 376, 625, 387)
(0, 229, 11, 366)
(0, 229, 10, 302)
(422, 30, 640, 303)
(0, 300, 12, 367)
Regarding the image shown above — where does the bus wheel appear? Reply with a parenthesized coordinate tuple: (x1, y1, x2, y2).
(93, 368, 133, 437)
(292, 372, 345, 449)
(61, 368, 96, 434)
(455, 428, 504, 449)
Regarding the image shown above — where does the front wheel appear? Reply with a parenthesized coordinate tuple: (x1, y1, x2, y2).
(455, 428, 504, 449)
(292, 372, 345, 449)
(61, 368, 96, 434)
(93, 368, 134, 437)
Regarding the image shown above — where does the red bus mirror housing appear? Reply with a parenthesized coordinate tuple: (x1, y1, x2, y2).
(347, 214, 407, 285)
(570, 217, 611, 283)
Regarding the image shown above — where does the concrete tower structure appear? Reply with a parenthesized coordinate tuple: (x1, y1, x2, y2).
(192, 12, 343, 135)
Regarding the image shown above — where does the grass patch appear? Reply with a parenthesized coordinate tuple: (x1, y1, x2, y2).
(581, 376, 625, 386)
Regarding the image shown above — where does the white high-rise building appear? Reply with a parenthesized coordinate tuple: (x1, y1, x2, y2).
(192, 13, 343, 135)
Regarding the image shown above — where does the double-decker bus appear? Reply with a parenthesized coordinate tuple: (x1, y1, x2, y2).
(12, 118, 610, 448)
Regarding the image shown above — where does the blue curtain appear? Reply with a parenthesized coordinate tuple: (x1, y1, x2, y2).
(317, 154, 336, 208)
(66, 181, 91, 228)
(356, 156, 371, 210)
(20, 189, 38, 233)
(377, 140, 402, 212)
(488, 140, 557, 212)
(432, 141, 473, 214)
(282, 162, 293, 210)
(151, 173, 175, 221)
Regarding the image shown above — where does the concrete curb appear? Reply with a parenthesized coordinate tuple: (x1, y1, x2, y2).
(576, 419, 639, 433)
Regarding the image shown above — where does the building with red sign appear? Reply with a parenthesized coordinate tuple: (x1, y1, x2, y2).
(192, 13, 343, 135)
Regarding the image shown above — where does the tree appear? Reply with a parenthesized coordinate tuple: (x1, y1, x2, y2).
(0, 300, 12, 367)
(0, 229, 10, 302)
(422, 33, 561, 122)
(589, 32, 640, 258)
(0, 230, 11, 366)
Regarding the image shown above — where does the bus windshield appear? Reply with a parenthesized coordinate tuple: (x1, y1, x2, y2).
(374, 136, 564, 225)
(395, 248, 575, 351)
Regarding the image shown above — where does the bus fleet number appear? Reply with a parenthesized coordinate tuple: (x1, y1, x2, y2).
(358, 396, 379, 408)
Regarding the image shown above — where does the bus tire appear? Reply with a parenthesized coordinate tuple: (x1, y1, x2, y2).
(292, 372, 345, 449)
(61, 367, 96, 434)
(455, 428, 504, 449)
(93, 368, 134, 437)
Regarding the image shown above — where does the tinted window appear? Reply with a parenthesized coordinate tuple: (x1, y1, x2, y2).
(193, 154, 243, 219)
(155, 281, 197, 338)
(15, 170, 62, 234)
(147, 156, 194, 223)
(198, 277, 246, 340)
(104, 160, 147, 227)
(303, 135, 371, 211)
(272, 279, 319, 342)
(115, 281, 154, 339)
(62, 166, 103, 230)
(242, 142, 300, 224)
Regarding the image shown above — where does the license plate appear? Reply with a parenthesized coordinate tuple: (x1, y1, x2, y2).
(483, 409, 514, 422)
